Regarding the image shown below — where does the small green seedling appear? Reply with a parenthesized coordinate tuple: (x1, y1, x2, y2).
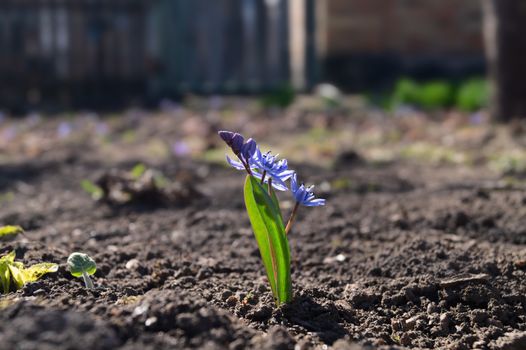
(80, 180, 103, 200)
(130, 163, 147, 179)
(0, 251, 58, 294)
(67, 252, 97, 289)
(130, 163, 168, 188)
(0, 225, 24, 241)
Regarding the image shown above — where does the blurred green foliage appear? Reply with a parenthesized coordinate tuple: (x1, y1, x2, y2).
(418, 81, 454, 109)
(387, 77, 488, 112)
(390, 78, 421, 107)
(455, 78, 489, 112)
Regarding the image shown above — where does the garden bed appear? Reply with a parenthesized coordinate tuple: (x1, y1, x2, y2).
(0, 108, 525, 349)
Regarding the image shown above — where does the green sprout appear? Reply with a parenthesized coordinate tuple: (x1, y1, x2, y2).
(0, 225, 24, 241)
(80, 179, 103, 200)
(0, 251, 58, 294)
(130, 163, 147, 179)
(67, 252, 97, 289)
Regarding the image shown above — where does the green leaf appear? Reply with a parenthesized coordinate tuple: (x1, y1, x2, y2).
(0, 225, 24, 239)
(0, 251, 16, 264)
(0, 262, 11, 294)
(244, 175, 291, 305)
(20, 263, 59, 283)
(268, 183, 283, 222)
(130, 163, 146, 179)
(81, 180, 103, 200)
(7, 263, 25, 289)
(0, 251, 58, 294)
(67, 252, 97, 277)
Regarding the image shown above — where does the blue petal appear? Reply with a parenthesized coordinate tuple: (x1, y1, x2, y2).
(241, 138, 257, 159)
(276, 169, 295, 181)
(290, 173, 298, 192)
(250, 171, 264, 181)
(252, 172, 289, 191)
(226, 155, 246, 170)
(304, 198, 326, 207)
(269, 177, 289, 191)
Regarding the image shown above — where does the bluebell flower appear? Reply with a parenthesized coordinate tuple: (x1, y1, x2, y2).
(250, 148, 294, 191)
(219, 131, 294, 191)
(290, 173, 325, 206)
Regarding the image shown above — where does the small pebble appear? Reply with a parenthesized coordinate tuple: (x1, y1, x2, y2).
(125, 259, 140, 270)
(145, 316, 157, 327)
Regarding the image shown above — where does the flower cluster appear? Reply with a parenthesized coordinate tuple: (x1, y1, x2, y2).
(219, 130, 325, 208)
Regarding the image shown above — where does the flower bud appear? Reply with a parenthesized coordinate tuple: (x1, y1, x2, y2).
(241, 138, 257, 160)
(218, 130, 244, 154)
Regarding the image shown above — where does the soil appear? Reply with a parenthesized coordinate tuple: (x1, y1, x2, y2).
(1, 114, 526, 349)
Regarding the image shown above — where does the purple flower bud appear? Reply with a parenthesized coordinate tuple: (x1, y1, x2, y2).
(231, 134, 244, 154)
(218, 130, 234, 143)
(241, 138, 256, 160)
(218, 130, 244, 154)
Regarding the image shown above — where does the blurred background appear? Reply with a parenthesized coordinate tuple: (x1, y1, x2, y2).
(0, 0, 516, 116)
(0, 0, 526, 175)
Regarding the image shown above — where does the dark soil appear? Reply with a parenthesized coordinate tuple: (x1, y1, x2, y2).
(1, 138, 526, 349)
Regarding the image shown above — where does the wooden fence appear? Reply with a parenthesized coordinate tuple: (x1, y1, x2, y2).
(0, 0, 317, 110)
(0, 0, 148, 109)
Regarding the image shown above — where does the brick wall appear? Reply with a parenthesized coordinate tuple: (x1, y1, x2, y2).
(326, 0, 483, 56)
(323, 0, 485, 90)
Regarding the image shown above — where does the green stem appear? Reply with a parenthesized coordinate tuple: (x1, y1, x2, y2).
(285, 202, 300, 235)
(82, 271, 94, 289)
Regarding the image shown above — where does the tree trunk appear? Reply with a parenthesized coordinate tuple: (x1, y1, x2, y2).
(483, 0, 526, 121)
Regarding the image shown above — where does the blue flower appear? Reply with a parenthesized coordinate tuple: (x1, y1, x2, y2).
(290, 173, 325, 206)
(250, 148, 294, 191)
(219, 131, 295, 191)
